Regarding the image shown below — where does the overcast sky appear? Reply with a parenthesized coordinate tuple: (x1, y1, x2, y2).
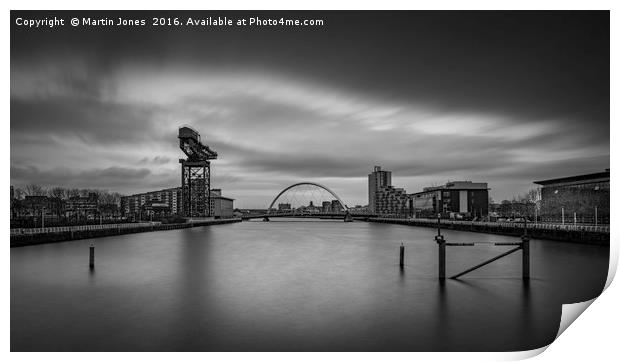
(10, 11, 609, 208)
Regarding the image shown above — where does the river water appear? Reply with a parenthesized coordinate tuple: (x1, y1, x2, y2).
(11, 219, 609, 351)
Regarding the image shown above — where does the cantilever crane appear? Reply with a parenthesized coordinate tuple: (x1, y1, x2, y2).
(179, 127, 218, 161)
(178, 127, 218, 217)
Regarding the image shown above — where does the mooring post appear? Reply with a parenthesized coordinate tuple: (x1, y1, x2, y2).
(89, 243, 95, 269)
(438, 237, 446, 280)
(435, 214, 445, 279)
(521, 235, 530, 280)
(399, 242, 405, 268)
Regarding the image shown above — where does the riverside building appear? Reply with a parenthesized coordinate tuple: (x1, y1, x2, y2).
(411, 181, 489, 219)
(534, 169, 609, 224)
(368, 166, 411, 216)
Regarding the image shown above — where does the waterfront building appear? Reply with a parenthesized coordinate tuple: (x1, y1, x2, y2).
(349, 205, 369, 214)
(534, 169, 609, 224)
(210, 188, 235, 218)
(375, 186, 410, 216)
(65, 193, 99, 220)
(411, 181, 489, 219)
(331, 199, 344, 213)
(122, 187, 234, 219)
(121, 187, 182, 219)
(16, 195, 64, 220)
(279, 203, 292, 211)
(368, 166, 392, 214)
(322, 201, 331, 212)
(368, 166, 410, 216)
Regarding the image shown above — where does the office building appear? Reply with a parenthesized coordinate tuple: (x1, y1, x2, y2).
(411, 181, 489, 219)
(534, 169, 609, 224)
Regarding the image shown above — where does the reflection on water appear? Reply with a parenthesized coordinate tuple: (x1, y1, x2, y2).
(11, 219, 608, 351)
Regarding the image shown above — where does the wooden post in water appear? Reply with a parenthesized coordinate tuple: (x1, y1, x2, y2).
(521, 236, 530, 280)
(521, 216, 530, 280)
(89, 243, 95, 269)
(438, 238, 446, 280)
(436, 214, 445, 279)
(399, 243, 405, 268)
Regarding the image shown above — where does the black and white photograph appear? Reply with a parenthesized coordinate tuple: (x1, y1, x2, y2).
(8, 7, 613, 355)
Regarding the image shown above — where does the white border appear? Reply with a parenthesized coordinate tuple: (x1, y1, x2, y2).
(3, 1, 617, 361)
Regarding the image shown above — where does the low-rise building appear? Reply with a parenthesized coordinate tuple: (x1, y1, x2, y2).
(534, 169, 609, 224)
(375, 186, 409, 216)
(411, 181, 489, 219)
(65, 193, 99, 220)
(121, 187, 182, 220)
(210, 189, 235, 218)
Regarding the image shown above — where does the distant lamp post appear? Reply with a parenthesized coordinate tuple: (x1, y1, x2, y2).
(595, 206, 598, 227)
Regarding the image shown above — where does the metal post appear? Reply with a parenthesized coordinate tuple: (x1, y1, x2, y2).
(89, 243, 95, 269)
(399, 243, 405, 268)
(573, 212, 576, 227)
(561, 207, 565, 225)
(521, 236, 530, 280)
(437, 214, 441, 236)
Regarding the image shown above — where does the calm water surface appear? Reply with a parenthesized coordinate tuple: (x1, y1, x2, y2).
(11, 220, 609, 351)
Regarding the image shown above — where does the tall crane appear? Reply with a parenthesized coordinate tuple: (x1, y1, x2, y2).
(178, 126, 218, 217)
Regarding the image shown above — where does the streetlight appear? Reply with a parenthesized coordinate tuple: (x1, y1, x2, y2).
(595, 206, 598, 227)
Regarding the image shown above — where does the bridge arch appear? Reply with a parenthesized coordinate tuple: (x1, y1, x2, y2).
(267, 182, 349, 214)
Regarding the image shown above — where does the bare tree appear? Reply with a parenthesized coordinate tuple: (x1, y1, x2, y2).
(48, 186, 66, 199)
(67, 188, 81, 198)
(13, 187, 24, 200)
(24, 184, 46, 196)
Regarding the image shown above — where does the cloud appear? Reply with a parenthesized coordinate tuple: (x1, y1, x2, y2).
(11, 165, 152, 191)
(9, 12, 610, 208)
(138, 156, 172, 165)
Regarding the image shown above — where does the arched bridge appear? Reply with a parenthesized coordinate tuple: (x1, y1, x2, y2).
(241, 182, 373, 222)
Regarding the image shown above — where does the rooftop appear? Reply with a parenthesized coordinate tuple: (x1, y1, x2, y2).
(534, 170, 610, 186)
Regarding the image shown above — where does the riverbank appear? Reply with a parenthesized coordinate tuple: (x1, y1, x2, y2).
(10, 218, 241, 247)
(367, 218, 609, 245)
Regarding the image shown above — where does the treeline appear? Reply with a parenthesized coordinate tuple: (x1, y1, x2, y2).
(12, 184, 123, 205)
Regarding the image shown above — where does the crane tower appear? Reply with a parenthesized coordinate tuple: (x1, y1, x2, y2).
(178, 126, 218, 217)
